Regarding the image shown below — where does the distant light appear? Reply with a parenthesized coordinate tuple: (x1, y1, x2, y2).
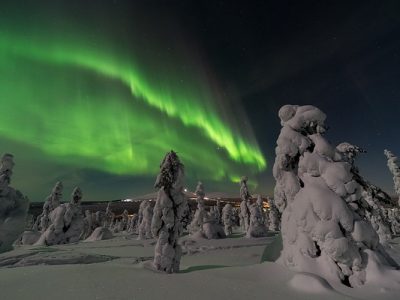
(184, 188, 188, 192)
(122, 198, 133, 202)
(204, 197, 209, 200)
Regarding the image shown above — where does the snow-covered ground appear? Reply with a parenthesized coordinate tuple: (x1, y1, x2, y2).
(0, 231, 399, 300)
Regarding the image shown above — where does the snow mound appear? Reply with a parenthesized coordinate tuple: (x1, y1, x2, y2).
(364, 249, 400, 289)
(85, 227, 113, 242)
(16, 230, 41, 245)
(289, 272, 334, 293)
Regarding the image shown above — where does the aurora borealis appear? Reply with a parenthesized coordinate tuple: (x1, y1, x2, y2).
(1, 1, 399, 201)
(0, 1, 265, 201)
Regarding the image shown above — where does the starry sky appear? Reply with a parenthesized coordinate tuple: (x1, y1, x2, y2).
(1, 0, 399, 202)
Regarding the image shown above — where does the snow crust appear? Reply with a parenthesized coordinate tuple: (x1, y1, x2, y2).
(2, 231, 400, 300)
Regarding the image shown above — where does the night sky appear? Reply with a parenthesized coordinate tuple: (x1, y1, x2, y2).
(1, 0, 399, 202)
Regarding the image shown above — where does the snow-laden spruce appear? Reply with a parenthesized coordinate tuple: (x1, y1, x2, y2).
(44, 181, 62, 211)
(119, 209, 130, 232)
(38, 181, 63, 232)
(36, 187, 84, 245)
(273, 104, 399, 287)
(215, 199, 221, 224)
(188, 181, 206, 235)
(384, 149, 400, 207)
(93, 211, 104, 228)
(0, 153, 29, 253)
(239, 176, 251, 232)
(387, 208, 400, 235)
(202, 208, 226, 239)
(81, 210, 94, 239)
(256, 195, 265, 224)
(127, 213, 138, 233)
(151, 151, 187, 273)
(137, 200, 148, 234)
(103, 202, 115, 228)
(341, 146, 394, 244)
(268, 199, 280, 231)
(246, 202, 268, 238)
(363, 190, 392, 244)
(195, 181, 205, 200)
(138, 201, 153, 239)
(222, 203, 235, 236)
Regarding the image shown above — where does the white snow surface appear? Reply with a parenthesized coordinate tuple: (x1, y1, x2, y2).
(1, 232, 400, 300)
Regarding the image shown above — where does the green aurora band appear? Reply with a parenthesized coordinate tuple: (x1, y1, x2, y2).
(0, 29, 266, 187)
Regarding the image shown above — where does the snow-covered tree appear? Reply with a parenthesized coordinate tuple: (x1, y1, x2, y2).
(256, 195, 266, 225)
(81, 209, 94, 239)
(232, 207, 240, 227)
(119, 209, 130, 232)
(362, 191, 392, 244)
(38, 181, 63, 232)
(187, 182, 224, 239)
(103, 202, 115, 228)
(273, 104, 398, 287)
(151, 151, 187, 273)
(38, 207, 50, 233)
(180, 200, 192, 230)
(127, 213, 138, 233)
(94, 211, 104, 228)
(388, 208, 400, 235)
(268, 199, 280, 231)
(188, 181, 206, 235)
(36, 187, 84, 245)
(44, 181, 62, 212)
(137, 200, 148, 234)
(384, 149, 400, 206)
(195, 181, 205, 200)
(239, 176, 251, 232)
(222, 204, 235, 236)
(247, 203, 268, 238)
(215, 199, 221, 224)
(0, 153, 29, 253)
(138, 201, 153, 239)
(202, 208, 226, 239)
